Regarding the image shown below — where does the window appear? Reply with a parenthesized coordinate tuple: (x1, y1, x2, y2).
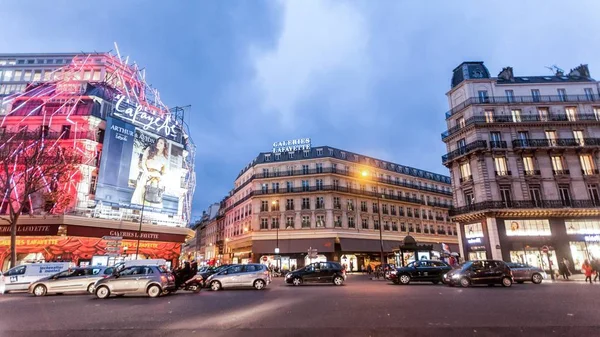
(464, 190, 474, 205)
(557, 88, 567, 101)
(587, 184, 600, 206)
(264, 154, 271, 162)
(545, 130, 557, 146)
(316, 215, 325, 227)
(511, 109, 521, 122)
(459, 162, 472, 181)
(301, 180, 309, 192)
(573, 130, 584, 146)
(559, 184, 571, 206)
(392, 221, 398, 231)
(374, 220, 380, 230)
(347, 200, 354, 211)
(333, 179, 339, 189)
(384, 221, 390, 231)
(531, 89, 541, 102)
(517, 131, 529, 141)
(260, 218, 268, 229)
(382, 204, 388, 215)
(551, 155, 564, 172)
(89, 176, 97, 194)
(565, 107, 577, 121)
(341, 152, 346, 159)
(529, 185, 543, 207)
(401, 223, 407, 231)
(33, 70, 42, 82)
(275, 153, 281, 160)
(303, 150, 310, 158)
(332, 215, 342, 228)
(579, 154, 596, 175)
(272, 182, 279, 193)
(594, 107, 600, 121)
(271, 217, 280, 229)
(302, 165, 309, 174)
(315, 197, 324, 209)
(456, 138, 466, 149)
(316, 163, 323, 173)
(490, 131, 502, 143)
(390, 205, 396, 215)
(457, 117, 465, 128)
(286, 181, 293, 193)
(361, 218, 368, 229)
(286, 199, 294, 211)
(348, 216, 355, 228)
(261, 201, 268, 212)
(494, 157, 509, 176)
(3, 70, 13, 81)
(316, 148, 323, 156)
(261, 183, 268, 193)
(331, 163, 337, 173)
(315, 179, 323, 191)
(408, 223, 414, 232)
(505, 219, 551, 236)
(523, 156, 536, 175)
(505, 90, 515, 103)
(565, 219, 600, 235)
(478, 90, 489, 103)
(499, 185, 512, 207)
(288, 152, 294, 159)
(484, 110, 494, 123)
(360, 201, 367, 212)
(584, 88, 595, 101)
(538, 107, 549, 121)
(92, 69, 102, 81)
(302, 216, 310, 228)
(302, 198, 310, 210)
(372, 202, 379, 213)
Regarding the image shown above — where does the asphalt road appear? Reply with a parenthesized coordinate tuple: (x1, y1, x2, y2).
(1, 275, 599, 337)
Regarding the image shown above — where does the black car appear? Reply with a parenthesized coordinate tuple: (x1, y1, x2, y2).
(389, 260, 451, 285)
(198, 264, 231, 287)
(285, 262, 346, 286)
(443, 260, 513, 288)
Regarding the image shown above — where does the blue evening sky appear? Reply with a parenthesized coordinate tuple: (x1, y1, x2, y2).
(2, 1, 600, 220)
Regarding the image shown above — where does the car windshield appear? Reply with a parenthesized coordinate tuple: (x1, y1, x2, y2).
(157, 266, 169, 273)
(459, 261, 474, 270)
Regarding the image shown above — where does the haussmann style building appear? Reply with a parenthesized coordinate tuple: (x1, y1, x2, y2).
(442, 61, 600, 272)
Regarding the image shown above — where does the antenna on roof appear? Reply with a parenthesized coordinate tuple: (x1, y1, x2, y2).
(545, 65, 564, 76)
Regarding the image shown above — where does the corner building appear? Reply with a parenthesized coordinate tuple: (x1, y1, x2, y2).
(223, 146, 457, 271)
(442, 61, 600, 271)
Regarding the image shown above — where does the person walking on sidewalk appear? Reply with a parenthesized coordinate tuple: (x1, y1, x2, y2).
(592, 258, 600, 282)
(582, 259, 593, 284)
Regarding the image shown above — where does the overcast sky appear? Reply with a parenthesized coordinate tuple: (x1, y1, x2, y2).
(2, 0, 600, 220)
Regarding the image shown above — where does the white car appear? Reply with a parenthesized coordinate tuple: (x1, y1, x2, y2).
(1, 263, 73, 294)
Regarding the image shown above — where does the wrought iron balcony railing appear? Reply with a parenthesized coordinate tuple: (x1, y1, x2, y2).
(442, 140, 487, 164)
(450, 199, 600, 216)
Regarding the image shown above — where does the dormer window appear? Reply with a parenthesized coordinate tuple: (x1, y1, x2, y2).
(353, 154, 358, 161)
(316, 148, 323, 156)
(289, 152, 294, 159)
(275, 153, 281, 160)
(340, 152, 346, 159)
(329, 148, 334, 156)
(264, 154, 271, 162)
(303, 150, 310, 158)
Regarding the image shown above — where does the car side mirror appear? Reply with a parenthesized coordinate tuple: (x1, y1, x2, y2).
(222, 271, 228, 275)
(53, 276, 59, 280)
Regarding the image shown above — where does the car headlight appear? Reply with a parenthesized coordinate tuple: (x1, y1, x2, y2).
(451, 274, 460, 279)
(390, 270, 397, 275)
(286, 274, 292, 278)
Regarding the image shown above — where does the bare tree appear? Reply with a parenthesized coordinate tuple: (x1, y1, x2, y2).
(0, 129, 80, 268)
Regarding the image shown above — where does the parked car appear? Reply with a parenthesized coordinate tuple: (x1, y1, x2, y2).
(390, 260, 451, 285)
(198, 264, 231, 287)
(29, 266, 112, 296)
(1, 262, 74, 294)
(285, 261, 346, 286)
(206, 264, 270, 291)
(443, 260, 513, 287)
(506, 262, 546, 284)
(93, 265, 176, 299)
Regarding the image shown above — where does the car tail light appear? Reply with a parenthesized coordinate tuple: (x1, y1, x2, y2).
(161, 275, 168, 283)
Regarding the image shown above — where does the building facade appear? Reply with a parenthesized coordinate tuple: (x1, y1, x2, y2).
(0, 52, 195, 269)
(442, 62, 600, 272)
(223, 144, 458, 271)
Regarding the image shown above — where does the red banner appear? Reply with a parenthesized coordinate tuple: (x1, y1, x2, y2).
(0, 236, 182, 268)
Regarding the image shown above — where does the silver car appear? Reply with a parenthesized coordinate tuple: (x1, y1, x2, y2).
(93, 265, 176, 299)
(206, 264, 270, 291)
(506, 262, 547, 284)
(28, 267, 112, 296)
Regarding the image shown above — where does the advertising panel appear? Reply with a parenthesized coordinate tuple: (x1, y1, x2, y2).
(95, 97, 190, 219)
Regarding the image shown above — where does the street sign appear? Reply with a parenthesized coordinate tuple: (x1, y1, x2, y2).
(102, 236, 123, 241)
(105, 241, 122, 247)
(105, 246, 121, 252)
(105, 253, 120, 257)
(308, 247, 318, 259)
(274, 248, 280, 254)
(274, 255, 281, 260)
(541, 245, 549, 254)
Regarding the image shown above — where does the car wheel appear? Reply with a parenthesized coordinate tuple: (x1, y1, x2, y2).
(192, 285, 201, 293)
(254, 279, 266, 290)
(399, 274, 411, 285)
(501, 277, 513, 287)
(33, 284, 47, 297)
(292, 277, 302, 286)
(147, 285, 162, 298)
(87, 283, 95, 294)
(531, 273, 543, 284)
(210, 281, 222, 291)
(460, 277, 470, 288)
(95, 286, 110, 299)
(333, 276, 344, 286)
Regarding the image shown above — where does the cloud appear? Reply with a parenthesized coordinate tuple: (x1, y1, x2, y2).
(252, 0, 372, 129)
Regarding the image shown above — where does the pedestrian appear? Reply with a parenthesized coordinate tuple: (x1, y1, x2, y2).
(367, 264, 372, 275)
(582, 259, 593, 284)
(559, 260, 570, 280)
(350, 261, 354, 273)
(592, 258, 600, 282)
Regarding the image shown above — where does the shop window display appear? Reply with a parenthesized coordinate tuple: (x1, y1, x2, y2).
(565, 220, 600, 235)
(464, 222, 484, 239)
(569, 241, 600, 268)
(468, 251, 487, 261)
(509, 249, 558, 271)
(505, 219, 551, 236)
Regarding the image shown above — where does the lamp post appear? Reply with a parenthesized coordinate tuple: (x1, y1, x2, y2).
(362, 171, 385, 269)
(272, 200, 280, 272)
(135, 177, 152, 259)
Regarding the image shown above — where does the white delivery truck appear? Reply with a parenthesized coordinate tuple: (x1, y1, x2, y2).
(1, 262, 73, 294)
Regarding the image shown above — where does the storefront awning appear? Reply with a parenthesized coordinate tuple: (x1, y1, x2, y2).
(339, 238, 402, 253)
(252, 238, 335, 254)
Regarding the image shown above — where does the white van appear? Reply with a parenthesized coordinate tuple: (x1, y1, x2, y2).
(1, 262, 73, 293)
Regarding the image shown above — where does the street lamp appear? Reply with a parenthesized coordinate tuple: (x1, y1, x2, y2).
(272, 200, 280, 272)
(362, 170, 385, 270)
(135, 178, 152, 259)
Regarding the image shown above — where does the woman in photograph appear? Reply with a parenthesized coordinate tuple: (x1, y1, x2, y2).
(131, 137, 169, 207)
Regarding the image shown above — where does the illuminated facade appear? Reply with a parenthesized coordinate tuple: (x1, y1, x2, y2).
(0, 51, 195, 268)
(223, 146, 458, 270)
(442, 62, 600, 271)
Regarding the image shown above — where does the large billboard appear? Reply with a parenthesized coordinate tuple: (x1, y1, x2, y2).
(95, 96, 190, 219)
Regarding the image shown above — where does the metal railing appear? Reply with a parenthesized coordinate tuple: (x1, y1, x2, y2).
(450, 199, 600, 216)
(442, 140, 487, 164)
(446, 94, 599, 119)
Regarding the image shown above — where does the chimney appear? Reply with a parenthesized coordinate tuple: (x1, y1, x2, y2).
(498, 67, 514, 81)
(568, 64, 591, 78)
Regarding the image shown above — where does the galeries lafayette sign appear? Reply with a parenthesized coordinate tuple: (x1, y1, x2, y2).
(0, 225, 60, 236)
(66, 225, 187, 243)
(272, 138, 311, 153)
